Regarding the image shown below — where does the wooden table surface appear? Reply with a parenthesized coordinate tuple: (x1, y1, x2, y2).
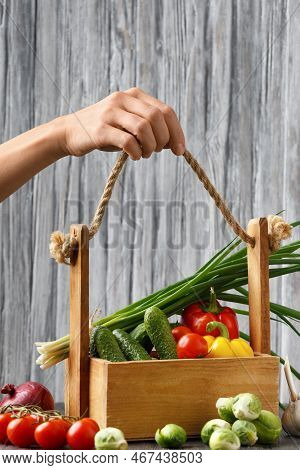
(129, 435, 300, 450)
(0, 403, 298, 451)
(1, 434, 299, 451)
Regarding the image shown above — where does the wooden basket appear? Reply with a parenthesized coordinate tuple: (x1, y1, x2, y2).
(64, 218, 279, 440)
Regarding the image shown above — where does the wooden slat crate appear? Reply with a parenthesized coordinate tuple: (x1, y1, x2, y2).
(64, 218, 279, 440)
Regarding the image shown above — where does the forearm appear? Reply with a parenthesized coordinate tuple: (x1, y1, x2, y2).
(0, 117, 66, 202)
(0, 89, 185, 202)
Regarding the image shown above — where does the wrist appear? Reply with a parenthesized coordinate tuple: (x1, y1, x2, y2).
(48, 115, 69, 160)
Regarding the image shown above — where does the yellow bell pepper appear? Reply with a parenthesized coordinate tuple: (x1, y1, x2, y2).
(203, 335, 215, 350)
(205, 321, 254, 358)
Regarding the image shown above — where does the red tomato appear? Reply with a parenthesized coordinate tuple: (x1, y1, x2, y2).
(60, 419, 73, 432)
(0, 413, 13, 444)
(172, 326, 192, 342)
(7, 415, 40, 447)
(177, 333, 208, 359)
(66, 418, 99, 450)
(34, 419, 71, 449)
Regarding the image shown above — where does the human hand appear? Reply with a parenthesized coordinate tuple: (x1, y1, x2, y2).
(62, 88, 185, 160)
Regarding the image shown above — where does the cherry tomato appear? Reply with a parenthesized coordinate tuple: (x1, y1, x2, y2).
(34, 419, 71, 449)
(172, 326, 192, 342)
(0, 413, 13, 444)
(177, 333, 208, 359)
(7, 415, 40, 447)
(66, 418, 99, 450)
(60, 419, 73, 432)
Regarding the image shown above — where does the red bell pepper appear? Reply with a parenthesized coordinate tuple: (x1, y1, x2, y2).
(182, 300, 219, 337)
(217, 307, 239, 339)
(208, 288, 239, 339)
(182, 288, 239, 339)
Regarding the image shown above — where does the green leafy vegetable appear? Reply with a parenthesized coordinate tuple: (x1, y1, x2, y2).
(232, 393, 262, 421)
(209, 428, 240, 450)
(252, 410, 282, 444)
(155, 424, 187, 449)
(201, 419, 231, 444)
(232, 420, 258, 446)
(94, 427, 128, 450)
(216, 397, 236, 423)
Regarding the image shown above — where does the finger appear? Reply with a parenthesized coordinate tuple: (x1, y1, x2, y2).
(102, 125, 142, 160)
(125, 88, 185, 156)
(111, 109, 157, 158)
(118, 92, 170, 152)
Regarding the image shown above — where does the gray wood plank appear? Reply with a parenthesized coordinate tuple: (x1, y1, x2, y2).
(0, 0, 299, 407)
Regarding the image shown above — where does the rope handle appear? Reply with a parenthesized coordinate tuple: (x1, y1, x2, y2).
(49, 150, 292, 264)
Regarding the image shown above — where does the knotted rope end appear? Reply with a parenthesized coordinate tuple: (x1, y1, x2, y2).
(267, 215, 292, 252)
(49, 231, 76, 265)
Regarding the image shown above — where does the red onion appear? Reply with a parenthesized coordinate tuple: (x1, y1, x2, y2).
(0, 381, 54, 410)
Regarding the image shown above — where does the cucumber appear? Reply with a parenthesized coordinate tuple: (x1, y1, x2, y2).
(89, 326, 100, 357)
(144, 307, 178, 359)
(130, 323, 153, 352)
(113, 329, 152, 361)
(93, 327, 126, 362)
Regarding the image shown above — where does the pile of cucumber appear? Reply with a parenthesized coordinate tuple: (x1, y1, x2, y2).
(89, 306, 178, 362)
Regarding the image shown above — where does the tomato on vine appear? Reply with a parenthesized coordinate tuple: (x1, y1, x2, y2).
(0, 413, 13, 444)
(7, 415, 40, 447)
(66, 418, 99, 450)
(34, 419, 71, 449)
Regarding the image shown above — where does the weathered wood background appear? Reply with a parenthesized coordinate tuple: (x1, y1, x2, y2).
(0, 0, 299, 402)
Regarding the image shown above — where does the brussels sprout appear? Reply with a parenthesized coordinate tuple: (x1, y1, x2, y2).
(209, 429, 241, 450)
(252, 410, 282, 444)
(155, 424, 187, 449)
(201, 419, 231, 444)
(216, 397, 236, 423)
(232, 393, 262, 421)
(232, 420, 258, 446)
(94, 427, 128, 450)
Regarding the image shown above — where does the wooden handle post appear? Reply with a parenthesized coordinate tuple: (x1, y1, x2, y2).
(65, 224, 90, 417)
(247, 218, 270, 354)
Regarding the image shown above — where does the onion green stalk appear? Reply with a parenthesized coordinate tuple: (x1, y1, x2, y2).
(35, 223, 300, 377)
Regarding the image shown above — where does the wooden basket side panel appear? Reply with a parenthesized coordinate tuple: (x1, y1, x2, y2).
(89, 358, 108, 428)
(64, 360, 70, 415)
(247, 218, 270, 354)
(67, 224, 90, 417)
(102, 357, 279, 440)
